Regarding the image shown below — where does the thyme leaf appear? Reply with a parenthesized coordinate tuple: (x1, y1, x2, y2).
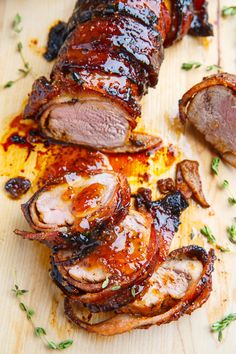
(211, 157, 220, 175)
(211, 313, 236, 341)
(221, 180, 229, 189)
(102, 277, 110, 289)
(200, 226, 216, 244)
(12, 13, 22, 33)
(35, 327, 47, 337)
(181, 62, 202, 70)
(227, 225, 236, 243)
(200, 226, 230, 252)
(111, 285, 121, 291)
(206, 64, 221, 71)
(228, 198, 236, 206)
(222, 6, 236, 17)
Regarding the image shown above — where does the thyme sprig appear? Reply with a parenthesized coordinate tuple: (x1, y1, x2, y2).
(181, 62, 221, 72)
(2, 15, 32, 89)
(12, 283, 73, 350)
(211, 313, 236, 341)
(200, 226, 230, 252)
(211, 157, 236, 206)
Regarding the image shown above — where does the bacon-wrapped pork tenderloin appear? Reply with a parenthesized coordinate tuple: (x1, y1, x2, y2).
(24, 0, 212, 151)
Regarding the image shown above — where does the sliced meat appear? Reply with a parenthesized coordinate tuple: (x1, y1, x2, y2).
(17, 170, 130, 236)
(179, 73, 236, 167)
(64, 246, 215, 335)
(51, 210, 158, 310)
(24, 0, 212, 151)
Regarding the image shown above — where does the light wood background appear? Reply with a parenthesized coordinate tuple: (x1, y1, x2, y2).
(0, 1, 236, 353)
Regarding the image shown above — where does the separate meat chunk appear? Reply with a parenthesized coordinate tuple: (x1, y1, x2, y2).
(179, 73, 236, 167)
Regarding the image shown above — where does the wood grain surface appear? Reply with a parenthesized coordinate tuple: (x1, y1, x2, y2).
(0, 1, 235, 353)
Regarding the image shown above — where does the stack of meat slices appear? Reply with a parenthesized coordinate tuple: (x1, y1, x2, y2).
(15, 157, 215, 336)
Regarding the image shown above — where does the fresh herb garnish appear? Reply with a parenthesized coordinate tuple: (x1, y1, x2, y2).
(131, 286, 137, 297)
(200, 226, 230, 252)
(111, 285, 121, 291)
(211, 159, 236, 205)
(206, 64, 221, 71)
(35, 327, 47, 337)
(181, 62, 202, 71)
(181, 62, 221, 72)
(12, 283, 73, 350)
(12, 13, 22, 33)
(102, 277, 110, 289)
(211, 313, 236, 341)
(2, 16, 32, 89)
(228, 198, 236, 206)
(190, 229, 195, 240)
(221, 180, 229, 189)
(216, 245, 230, 253)
(227, 225, 236, 243)
(222, 6, 236, 17)
(211, 157, 220, 175)
(200, 226, 216, 244)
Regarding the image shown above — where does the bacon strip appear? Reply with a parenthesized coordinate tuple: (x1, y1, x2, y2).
(64, 246, 215, 335)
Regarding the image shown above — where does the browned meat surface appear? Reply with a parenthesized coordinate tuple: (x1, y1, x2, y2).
(24, 0, 212, 151)
(179, 73, 236, 167)
(64, 246, 215, 335)
(16, 163, 214, 334)
(16, 170, 130, 241)
(176, 160, 210, 208)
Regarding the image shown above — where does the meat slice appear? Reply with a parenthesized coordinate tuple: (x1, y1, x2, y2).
(64, 246, 215, 335)
(179, 73, 236, 167)
(23, 0, 212, 151)
(16, 170, 130, 237)
(51, 210, 159, 310)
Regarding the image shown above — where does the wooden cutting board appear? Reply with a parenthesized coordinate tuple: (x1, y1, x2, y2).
(0, 1, 235, 353)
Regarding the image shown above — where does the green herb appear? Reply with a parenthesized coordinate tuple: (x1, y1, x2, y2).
(228, 198, 236, 206)
(200, 226, 216, 244)
(200, 226, 230, 252)
(35, 327, 47, 337)
(4, 81, 14, 88)
(181, 62, 202, 71)
(222, 6, 236, 17)
(111, 285, 121, 291)
(211, 157, 220, 175)
(12, 284, 28, 297)
(12, 13, 22, 33)
(216, 245, 230, 253)
(57, 340, 74, 350)
(206, 65, 221, 71)
(131, 286, 137, 297)
(211, 313, 236, 341)
(221, 180, 229, 189)
(2, 32, 31, 89)
(190, 229, 195, 240)
(227, 225, 236, 243)
(13, 282, 73, 350)
(48, 342, 58, 350)
(19, 302, 35, 319)
(102, 277, 110, 289)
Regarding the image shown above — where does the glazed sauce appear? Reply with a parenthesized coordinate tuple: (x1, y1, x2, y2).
(0, 113, 180, 197)
(68, 211, 152, 281)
